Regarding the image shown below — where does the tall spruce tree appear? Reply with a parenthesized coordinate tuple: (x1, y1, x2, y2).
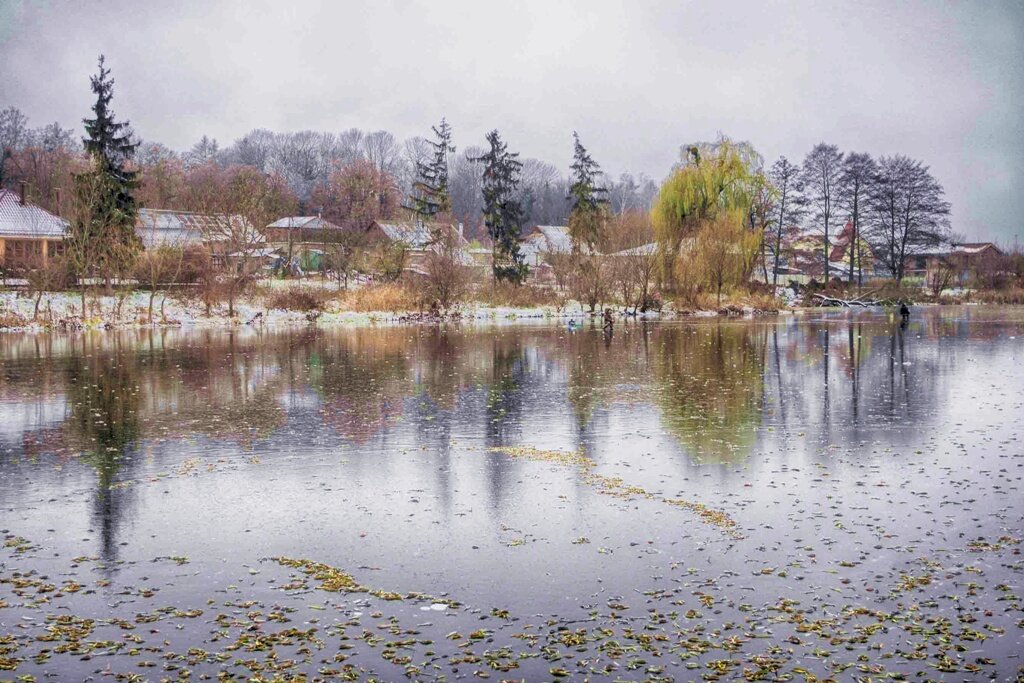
(567, 132, 607, 251)
(407, 118, 455, 223)
(78, 54, 141, 283)
(472, 130, 527, 283)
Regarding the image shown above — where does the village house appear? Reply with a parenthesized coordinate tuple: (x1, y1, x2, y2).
(771, 223, 880, 284)
(366, 220, 470, 272)
(135, 208, 254, 248)
(825, 221, 878, 281)
(265, 216, 344, 244)
(904, 242, 1003, 287)
(135, 208, 264, 268)
(517, 225, 572, 285)
(265, 216, 346, 270)
(519, 225, 572, 267)
(0, 186, 68, 271)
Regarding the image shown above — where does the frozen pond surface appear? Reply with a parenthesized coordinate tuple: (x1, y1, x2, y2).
(0, 306, 1022, 681)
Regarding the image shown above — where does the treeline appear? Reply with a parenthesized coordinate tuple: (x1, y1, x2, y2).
(0, 111, 659, 238)
(649, 136, 956, 302)
(9, 55, 1017, 319)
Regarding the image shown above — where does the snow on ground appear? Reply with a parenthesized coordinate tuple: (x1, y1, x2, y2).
(1, 290, 666, 332)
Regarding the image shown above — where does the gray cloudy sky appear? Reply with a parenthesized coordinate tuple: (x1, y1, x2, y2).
(1, 0, 1022, 243)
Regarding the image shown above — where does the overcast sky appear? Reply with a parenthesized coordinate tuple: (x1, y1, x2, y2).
(1, 0, 1021, 243)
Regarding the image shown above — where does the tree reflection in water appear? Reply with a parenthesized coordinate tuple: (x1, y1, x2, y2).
(653, 324, 766, 464)
(64, 334, 141, 562)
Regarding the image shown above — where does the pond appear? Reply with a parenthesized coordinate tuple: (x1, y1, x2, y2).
(1, 306, 1022, 681)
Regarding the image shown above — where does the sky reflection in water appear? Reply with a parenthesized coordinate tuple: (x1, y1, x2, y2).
(0, 306, 1022, 681)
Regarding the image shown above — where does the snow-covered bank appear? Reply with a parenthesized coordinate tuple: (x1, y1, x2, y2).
(0, 288, 797, 333)
(0, 290, 686, 332)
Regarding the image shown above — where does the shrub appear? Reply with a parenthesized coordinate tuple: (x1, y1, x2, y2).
(972, 288, 1024, 305)
(264, 287, 329, 312)
(421, 231, 472, 311)
(336, 284, 418, 312)
(475, 281, 563, 308)
(0, 310, 28, 329)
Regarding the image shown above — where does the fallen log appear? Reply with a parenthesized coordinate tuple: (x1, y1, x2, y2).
(812, 293, 885, 307)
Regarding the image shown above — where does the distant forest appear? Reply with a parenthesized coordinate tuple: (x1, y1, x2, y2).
(0, 105, 659, 239)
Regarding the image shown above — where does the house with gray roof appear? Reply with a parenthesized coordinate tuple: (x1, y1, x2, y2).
(135, 208, 258, 249)
(0, 186, 69, 270)
(520, 225, 572, 266)
(265, 216, 344, 243)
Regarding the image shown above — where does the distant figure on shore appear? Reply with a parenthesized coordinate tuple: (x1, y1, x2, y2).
(603, 308, 614, 332)
(900, 302, 910, 321)
(567, 319, 577, 332)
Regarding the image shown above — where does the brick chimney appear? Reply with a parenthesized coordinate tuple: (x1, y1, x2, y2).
(19, 181, 27, 206)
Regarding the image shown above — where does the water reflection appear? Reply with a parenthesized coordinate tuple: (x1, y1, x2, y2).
(61, 336, 140, 561)
(654, 324, 766, 463)
(1, 307, 1021, 553)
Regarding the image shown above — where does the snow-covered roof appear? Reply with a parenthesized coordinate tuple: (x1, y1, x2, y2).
(526, 225, 572, 253)
(373, 221, 466, 250)
(0, 189, 68, 238)
(136, 209, 258, 247)
(266, 216, 343, 231)
(952, 242, 1001, 256)
(608, 242, 658, 257)
(228, 247, 280, 258)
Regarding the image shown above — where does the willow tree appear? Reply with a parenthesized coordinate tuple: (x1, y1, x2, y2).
(651, 135, 763, 297)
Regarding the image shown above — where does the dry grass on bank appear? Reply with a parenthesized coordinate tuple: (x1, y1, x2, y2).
(261, 286, 330, 312)
(334, 284, 420, 313)
(669, 287, 781, 312)
(971, 288, 1024, 305)
(474, 282, 564, 308)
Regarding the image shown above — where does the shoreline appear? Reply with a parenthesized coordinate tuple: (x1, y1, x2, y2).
(0, 290, 773, 333)
(0, 290, 1006, 334)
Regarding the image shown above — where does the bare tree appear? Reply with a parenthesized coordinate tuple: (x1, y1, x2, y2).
(867, 155, 951, 282)
(607, 172, 659, 216)
(0, 106, 29, 186)
(607, 210, 657, 313)
(449, 146, 485, 234)
(15, 194, 70, 320)
(321, 229, 368, 289)
(767, 156, 804, 286)
(184, 135, 222, 169)
(137, 141, 178, 166)
(569, 252, 610, 313)
(400, 135, 433, 198)
(272, 130, 337, 200)
(65, 168, 117, 313)
(227, 128, 276, 171)
(134, 211, 188, 321)
(800, 143, 844, 281)
(422, 229, 471, 311)
(361, 130, 400, 176)
(336, 128, 365, 165)
(840, 152, 877, 286)
(519, 158, 570, 227)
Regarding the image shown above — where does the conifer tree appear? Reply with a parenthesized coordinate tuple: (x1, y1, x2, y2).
(77, 54, 141, 283)
(567, 132, 607, 251)
(472, 130, 527, 283)
(407, 118, 455, 222)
